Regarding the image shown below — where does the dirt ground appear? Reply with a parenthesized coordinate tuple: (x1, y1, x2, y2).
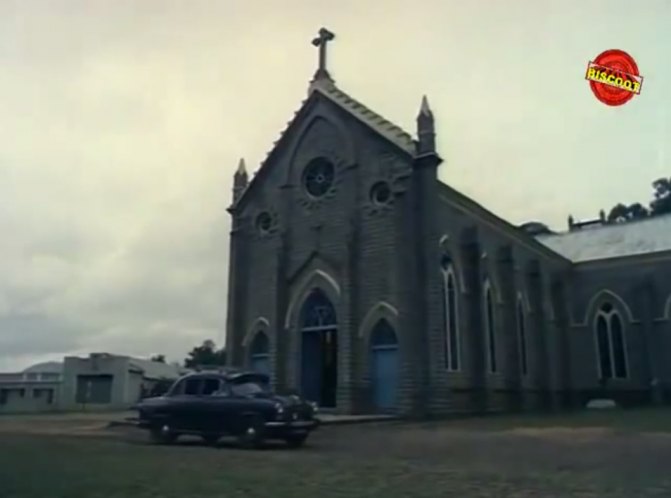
(1, 409, 671, 497)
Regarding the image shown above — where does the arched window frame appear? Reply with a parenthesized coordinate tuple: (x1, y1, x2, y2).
(300, 289, 338, 331)
(594, 302, 628, 380)
(441, 263, 461, 371)
(483, 279, 497, 373)
(516, 295, 529, 377)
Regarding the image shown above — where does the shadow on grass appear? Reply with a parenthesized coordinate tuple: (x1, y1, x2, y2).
(123, 432, 308, 452)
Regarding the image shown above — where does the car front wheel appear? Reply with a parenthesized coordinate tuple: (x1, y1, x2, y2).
(237, 415, 265, 449)
(149, 424, 178, 445)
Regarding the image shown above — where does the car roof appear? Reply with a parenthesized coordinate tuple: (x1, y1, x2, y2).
(179, 369, 269, 382)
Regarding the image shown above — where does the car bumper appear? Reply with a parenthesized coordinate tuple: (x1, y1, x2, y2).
(264, 419, 320, 435)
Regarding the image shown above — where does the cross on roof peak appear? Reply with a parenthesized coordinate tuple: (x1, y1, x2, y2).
(311, 27, 335, 81)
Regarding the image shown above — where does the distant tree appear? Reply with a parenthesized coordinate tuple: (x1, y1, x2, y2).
(650, 177, 671, 216)
(627, 202, 649, 220)
(184, 340, 226, 368)
(607, 203, 629, 223)
(150, 354, 166, 363)
(607, 202, 649, 223)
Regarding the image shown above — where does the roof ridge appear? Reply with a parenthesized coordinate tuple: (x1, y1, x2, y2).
(314, 84, 415, 151)
(540, 212, 671, 238)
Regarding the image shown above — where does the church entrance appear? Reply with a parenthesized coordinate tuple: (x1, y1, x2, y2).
(370, 319, 399, 412)
(299, 290, 338, 408)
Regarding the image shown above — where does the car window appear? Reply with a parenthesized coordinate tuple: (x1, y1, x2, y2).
(168, 379, 186, 395)
(184, 379, 201, 395)
(202, 378, 221, 395)
(212, 384, 231, 397)
(230, 381, 269, 397)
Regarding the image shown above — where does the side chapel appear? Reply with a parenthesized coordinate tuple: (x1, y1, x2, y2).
(225, 29, 671, 415)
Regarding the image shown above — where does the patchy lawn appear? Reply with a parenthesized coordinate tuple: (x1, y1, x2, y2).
(1, 409, 671, 498)
(420, 406, 671, 433)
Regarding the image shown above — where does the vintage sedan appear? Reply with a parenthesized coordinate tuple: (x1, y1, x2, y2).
(134, 369, 319, 448)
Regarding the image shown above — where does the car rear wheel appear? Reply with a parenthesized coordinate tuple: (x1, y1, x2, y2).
(237, 415, 265, 449)
(149, 424, 178, 445)
(285, 434, 308, 448)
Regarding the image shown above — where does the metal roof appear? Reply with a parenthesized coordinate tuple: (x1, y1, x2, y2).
(535, 214, 671, 262)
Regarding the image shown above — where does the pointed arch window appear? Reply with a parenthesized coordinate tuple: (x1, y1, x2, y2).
(441, 259, 460, 371)
(300, 289, 337, 330)
(484, 280, 497, 373)
(595, 302, 628, 379)
(516, 297, 528, 377)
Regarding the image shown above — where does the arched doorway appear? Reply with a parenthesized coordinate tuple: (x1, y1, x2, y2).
(370, 319, 399, 412)
(299, 289, 337, 408)
(249, 332, 270, 376)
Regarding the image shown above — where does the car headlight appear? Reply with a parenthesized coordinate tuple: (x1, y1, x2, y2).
(274, 402, 284, 415)
(309, 401, 319, 413)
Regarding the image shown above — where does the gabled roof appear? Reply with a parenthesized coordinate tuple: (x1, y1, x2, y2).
(128, 358, 186, 380)
(535, 214, 671, 263)
(23, 361, 63, 374)
(232, 78, 416, 209)
(437, 182, 571, 264)
(310, 79, 416, 155)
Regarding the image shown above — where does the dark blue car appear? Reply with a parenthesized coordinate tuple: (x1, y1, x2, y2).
(134, 369, 319, 448)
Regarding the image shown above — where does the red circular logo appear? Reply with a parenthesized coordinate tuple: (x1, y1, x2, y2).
(586, 50, 642, 106)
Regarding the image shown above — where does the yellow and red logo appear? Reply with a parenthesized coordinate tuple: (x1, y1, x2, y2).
(585, 49, 643, 106)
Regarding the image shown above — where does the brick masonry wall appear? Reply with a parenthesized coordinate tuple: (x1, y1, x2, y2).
(225, 90, 671, 417)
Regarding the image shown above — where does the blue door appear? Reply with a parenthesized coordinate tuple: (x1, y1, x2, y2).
(249, 332, 270, 376)
(370, 320, 399, 412)
(251, 355, 270, 375)
(301, 331, 323, 403)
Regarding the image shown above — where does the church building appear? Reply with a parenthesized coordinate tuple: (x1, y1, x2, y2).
(225, 29, 671, 416)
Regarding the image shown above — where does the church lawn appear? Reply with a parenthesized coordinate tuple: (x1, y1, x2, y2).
(2, 409, 671, 498)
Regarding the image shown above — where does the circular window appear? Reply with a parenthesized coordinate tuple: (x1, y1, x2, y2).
(256, 212, 272, 234)
(303, 158, 335, 197)
(370, 182, 392, 205)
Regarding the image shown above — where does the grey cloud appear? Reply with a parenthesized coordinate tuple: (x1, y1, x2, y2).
(0, 312, 82, 357)
(0, 1, 669, 370)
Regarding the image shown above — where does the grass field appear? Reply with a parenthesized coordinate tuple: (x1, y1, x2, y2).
(1, 408, 671, 498)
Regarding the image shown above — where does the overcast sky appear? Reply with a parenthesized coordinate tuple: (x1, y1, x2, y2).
(1, 1, 669, 370)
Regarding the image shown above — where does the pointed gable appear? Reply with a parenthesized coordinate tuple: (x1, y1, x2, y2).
(231, 78, 416, 211)
(311, 79, 416, 155)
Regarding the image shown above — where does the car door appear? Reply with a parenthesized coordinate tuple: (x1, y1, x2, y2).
(166, 377, 203, 431)
(196, 377, 227, 433)
(207, 382, 235, 434)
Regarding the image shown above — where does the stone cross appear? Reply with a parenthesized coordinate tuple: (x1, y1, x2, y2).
(312, 27, 335, 79)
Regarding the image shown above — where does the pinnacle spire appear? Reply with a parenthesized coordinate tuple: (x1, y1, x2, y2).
(419, 95, 433, 117)
(232, 157, 248, 203)
(416, 95, 436, 155)
(236, 158, 247, 175)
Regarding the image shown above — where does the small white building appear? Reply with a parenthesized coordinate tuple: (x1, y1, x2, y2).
(0, 362, 63, 413)
(0, 353, 187, 413)
(59, 353, 187, 410)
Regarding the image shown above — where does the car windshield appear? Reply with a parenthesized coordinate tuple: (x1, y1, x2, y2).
(230, 380, 269, 397)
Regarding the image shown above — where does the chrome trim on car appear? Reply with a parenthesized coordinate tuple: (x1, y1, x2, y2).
(265, 420, 317, 428)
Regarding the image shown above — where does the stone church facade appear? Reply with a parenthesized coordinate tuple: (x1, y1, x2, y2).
(225, 30, 671, 416)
